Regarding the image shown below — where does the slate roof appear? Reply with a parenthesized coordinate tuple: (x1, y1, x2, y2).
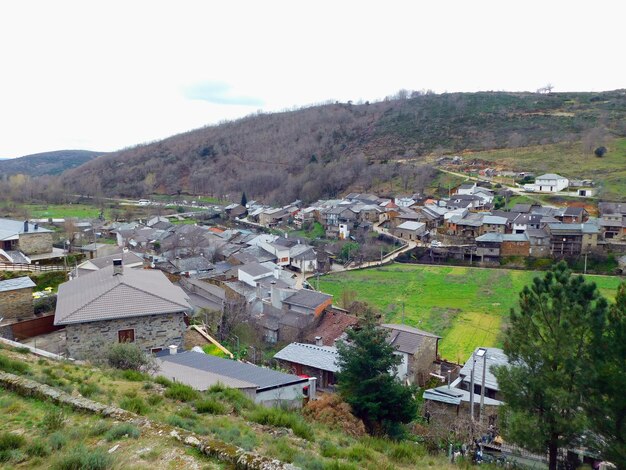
(382, 324, 440, 355)
(459, 347, 508, 392)
(536, 173, 566, 180)
(0, 276, 36, 293)
(482, 215, 508, 225)
(274, 342, 340, 373)
(54, 266, 191, 325)
(89, 251, 143, 270)
(396, 221, 425, 231)
(283, 289, 332, 309)
(423, 385, 503, 406)
(159, 351, 306, 391)
(599, 202, 626, 215)
(0, 218, 53, 237)
(510, 204, 532, 213)
(238, 262, 273, 278)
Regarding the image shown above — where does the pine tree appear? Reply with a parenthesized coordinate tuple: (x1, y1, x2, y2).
(493, 262, 608, 470)
(240, 192, 247, 207)
(336, 310, 417, 437)
(587, 283, 626, 468)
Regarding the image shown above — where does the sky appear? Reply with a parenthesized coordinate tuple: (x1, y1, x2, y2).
(0, 0, 624, 158)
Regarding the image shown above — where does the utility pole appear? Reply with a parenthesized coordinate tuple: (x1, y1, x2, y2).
(584, 252, 588, 274)
(479, 350, 487, 422)
(469, 352, 476, 421)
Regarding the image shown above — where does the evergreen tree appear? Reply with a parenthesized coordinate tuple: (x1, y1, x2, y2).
(493, 262, 608, 470)
(240, 192, 247, 207)
(587, 283, 626, 468)
(336, 310, 417, 437)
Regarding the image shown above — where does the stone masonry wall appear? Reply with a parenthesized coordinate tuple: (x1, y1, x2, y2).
(0, 288, 34, 321)
(19, 232, 53, 255)
(410, 336, 438, 386)
(65, 312, 186, 359)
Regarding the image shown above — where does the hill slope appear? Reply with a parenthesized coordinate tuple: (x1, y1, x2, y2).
(63, 90, 626, 203)
(0, 150, 105, 177)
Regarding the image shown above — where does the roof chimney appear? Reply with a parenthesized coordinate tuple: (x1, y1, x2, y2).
(315, 336, 323, 346)
(34, 223, 39, 231)
(168, 345, 178, 355)
(274, 266, 281, 279)
(113, 258, 123, 275)
(23, 221, 29, 232)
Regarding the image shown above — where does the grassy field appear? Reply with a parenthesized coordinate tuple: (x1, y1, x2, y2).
(466, 137, 626, 201)
(15, 203, 104, 219)
(318, 263, 623, 363)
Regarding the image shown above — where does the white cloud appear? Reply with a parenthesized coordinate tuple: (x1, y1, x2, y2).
(0, 0, 624, 157)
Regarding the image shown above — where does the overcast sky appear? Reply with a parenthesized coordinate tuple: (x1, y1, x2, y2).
(0, 0, 623, 158)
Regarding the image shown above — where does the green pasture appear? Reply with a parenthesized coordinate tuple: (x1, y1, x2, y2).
(25, 203, 104, 219)
(318, 263, 623, 362)
(470, 138, 626, 201)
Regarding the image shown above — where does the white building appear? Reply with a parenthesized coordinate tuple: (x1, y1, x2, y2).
(534, 174, 569, 193)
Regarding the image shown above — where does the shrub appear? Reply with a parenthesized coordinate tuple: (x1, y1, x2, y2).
(105, 343, 152, 371)
(212, 421, 258, 451)
(164, 383, 199, 402)
(195, 398, 226, 415)
(27, 439, 51, 457)
(207, 383, 255, 412)
(121, 369, 147, 381)
(104, 424, 141, 442)
(248, 407, 313, 440)
(89, 422, 111, 437)
(42, 407, 66, 433)
(0, 354, 30, 374)
(14, 346, 31, 354)
(154, 376, 173, 387)
(78, 382, 101, 398)
(119, 396, 148, 415)
(52, 445, 113, 470)
(303, 394, 366, 437)
(166, 414, 196, 432)
(385, 440, 425, 463)
(0, 432, 25, 451)
(48, 432, 67, 450)
(146, 394, 163, 406)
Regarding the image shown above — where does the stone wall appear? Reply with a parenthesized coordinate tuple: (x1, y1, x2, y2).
(19, 232, 53, 255)
(501, 240, 530, 257)
(410, 336, 438, 387)
(0, 287, 34, 321)
(64, 312, 186, 359)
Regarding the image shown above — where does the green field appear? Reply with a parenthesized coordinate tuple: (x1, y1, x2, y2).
(318, 263, 623, 362)
(468, 137, 626, 201)
(24, 203, 104, 219)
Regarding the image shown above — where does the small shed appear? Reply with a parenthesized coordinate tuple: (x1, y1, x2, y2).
(0, 276, 36, 321)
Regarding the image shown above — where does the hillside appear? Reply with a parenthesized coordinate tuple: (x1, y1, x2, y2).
(0, 343, 456, 470)
(62, 90, 626, 204)
(0, 150, 105, 177)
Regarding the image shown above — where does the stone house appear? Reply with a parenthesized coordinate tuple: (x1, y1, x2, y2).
(0, 276, 36, 321)
(393, 221, 426, 241)
(382, 324, 441, 387)
(274, 342, 340, 389)
(0, 218, 53, 258)
(54, 261, 191, 359)
(500, 233, 530, 257)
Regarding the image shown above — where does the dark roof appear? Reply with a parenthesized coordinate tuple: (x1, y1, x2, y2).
(158, 351, 305, 391)
(382, 324, 440, 354)
(599, 202, 626, 215)
(510, 204, 532, 213)
(54, 266, 191, 325)
(89, 251, 143, 269)
(283, 289, 332, 309)
(564, 206, 585, 216)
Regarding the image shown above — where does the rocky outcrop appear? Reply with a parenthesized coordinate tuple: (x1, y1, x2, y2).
(0, 371, 298, 470)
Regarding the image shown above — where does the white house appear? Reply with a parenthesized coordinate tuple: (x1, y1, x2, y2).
(534, 174, 569, 193)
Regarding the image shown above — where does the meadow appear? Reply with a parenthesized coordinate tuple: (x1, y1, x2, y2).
(318, 263, 623, 362)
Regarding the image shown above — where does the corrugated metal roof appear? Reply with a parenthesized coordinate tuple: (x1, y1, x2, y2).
(0, 276, 36, 292)
(396, 221, 425, 231)
(159, 351, 305, 390)
(274, 342, 340, 372)
(54, 266, 190, 325)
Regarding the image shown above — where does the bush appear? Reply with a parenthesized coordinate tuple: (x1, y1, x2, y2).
(248, 407, 313, 440)
(147, 394, 163, 406)
(164, 383, 199, 402)
(195, 398, 226, 415)
(0, 354, 30, 374)
(121, 369, 148, 381)
(88, 422, 111, 437)
(78, 382, 101, 398)
(42, 407, 66, 433)
(207, 383, 255, 413)
(303, 394, 366, 437)
(105, 343, 152, 371)
(48, 432, 67, 451)
(0, 432, 25, 451)
(27, 439, 51, 457)
(119, 396, 148, 415)
(154, 376, 173, 387)
(104, 424, 141, 442)
(52, 445, 113, 470)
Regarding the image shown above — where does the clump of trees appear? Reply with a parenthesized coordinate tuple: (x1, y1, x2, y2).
(493, 262, 625, 470)
(336, 309, 417, 438)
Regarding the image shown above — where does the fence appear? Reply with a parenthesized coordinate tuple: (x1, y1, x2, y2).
(10, 314, 63, 341)
(0, 262, 69, 272)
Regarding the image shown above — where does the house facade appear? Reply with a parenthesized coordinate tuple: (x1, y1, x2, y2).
(0, 219, 53, 258)
(54, 262, 191, 359)
(0, 276, 36, 321)
(533, 174, 569, 193)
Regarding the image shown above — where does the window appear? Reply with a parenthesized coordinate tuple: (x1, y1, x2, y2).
(118, 329, 135, 343)
(150, 347, 163, 354)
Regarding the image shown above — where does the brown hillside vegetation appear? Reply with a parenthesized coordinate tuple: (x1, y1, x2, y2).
(63, 90, 626, 204)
